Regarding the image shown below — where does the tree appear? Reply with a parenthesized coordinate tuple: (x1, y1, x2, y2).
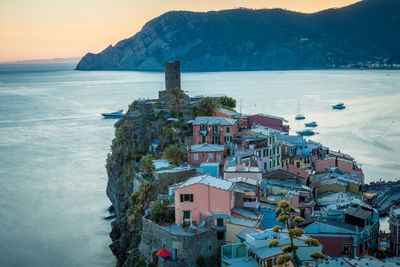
(195, 97, 218, 116)
(140, 154, 155, 176)
(151, 200, 174, 224)
(163, 144, 184, 165)
(218, 96, 236, 109)
(167, 87, 187, 111)
(268, 200, 324, 267)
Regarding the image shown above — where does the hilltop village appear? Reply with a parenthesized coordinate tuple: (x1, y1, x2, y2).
(106, 61, 400, 267)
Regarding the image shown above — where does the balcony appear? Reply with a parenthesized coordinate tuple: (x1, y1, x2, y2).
(243, 201, 260, 209)
(199, 130, 208, 135)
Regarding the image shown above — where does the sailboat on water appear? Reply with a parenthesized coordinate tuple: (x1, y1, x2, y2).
(295, 100, 305, 120)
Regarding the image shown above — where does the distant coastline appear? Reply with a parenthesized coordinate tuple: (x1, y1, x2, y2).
(1, 57, 81, 65)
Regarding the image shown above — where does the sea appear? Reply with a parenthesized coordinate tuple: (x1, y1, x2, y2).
(0, 63, 399, 266)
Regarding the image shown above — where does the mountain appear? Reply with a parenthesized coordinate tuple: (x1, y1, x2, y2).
(76, 0, 400, 71)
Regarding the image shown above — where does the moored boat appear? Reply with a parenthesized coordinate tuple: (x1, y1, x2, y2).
(295, 114, 306, 120)
(305, 121, 318, 127)
(101, 109, 124, 119)
(296, 129, 316, 136)
(332, 103, 345, 110)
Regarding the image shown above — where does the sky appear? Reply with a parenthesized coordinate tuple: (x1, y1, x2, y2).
(0, 0, 361, 63)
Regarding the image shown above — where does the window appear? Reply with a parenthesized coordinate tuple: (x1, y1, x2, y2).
(217, 231, 225, 240)
(217, 218, 224, 226)
(200, 125, 207, 131)
(217, 155, 222, 162)
(213, 135, 220, 144)
(263, 149, 267, 157)
(226, 127, 230, 133)
(183, 210, 191, 219)
(264, 162, 267, 170)
(193, 154, 199, 161)
(202, 136, 206, 144)
(180, 194, 194, 202)
(208, 153, 213, 160)
(296, 162, 300, 168)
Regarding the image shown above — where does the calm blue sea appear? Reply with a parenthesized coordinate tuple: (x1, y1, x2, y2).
(0, 63, 399, 266)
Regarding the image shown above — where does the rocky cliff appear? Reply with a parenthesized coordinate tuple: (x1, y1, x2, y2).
(77, 0, 400, 71)
(105, 100, 195, 266)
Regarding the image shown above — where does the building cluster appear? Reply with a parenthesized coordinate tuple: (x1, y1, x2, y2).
(138, 61, 398, 266)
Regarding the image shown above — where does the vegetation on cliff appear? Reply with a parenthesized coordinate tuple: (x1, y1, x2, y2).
(77, 0, 400, 71)
(105, 99, 196, 266)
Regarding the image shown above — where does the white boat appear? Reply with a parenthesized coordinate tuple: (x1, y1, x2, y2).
(295, 100, 306, 120)
(101, 110, 124, 119)
(295, 114, 306, 120)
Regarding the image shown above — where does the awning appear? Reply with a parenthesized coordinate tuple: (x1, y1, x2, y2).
(156, 248, 171, 257)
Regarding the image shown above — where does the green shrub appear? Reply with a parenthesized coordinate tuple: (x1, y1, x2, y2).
(217, 96, 236, 109)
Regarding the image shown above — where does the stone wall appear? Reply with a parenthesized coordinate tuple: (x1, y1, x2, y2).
(154, 167, 197, 194)
(139, 216, 219, 267)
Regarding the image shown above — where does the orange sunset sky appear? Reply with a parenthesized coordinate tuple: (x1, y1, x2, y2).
(0, 0, 361, 63)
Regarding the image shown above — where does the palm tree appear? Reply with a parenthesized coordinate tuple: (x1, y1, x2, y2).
(140, 154, 155, 177)
(163, 144, 184, 166)
(166, 87, 187, 111)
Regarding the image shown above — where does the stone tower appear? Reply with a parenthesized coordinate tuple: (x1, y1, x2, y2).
(165, 60, 181, 92)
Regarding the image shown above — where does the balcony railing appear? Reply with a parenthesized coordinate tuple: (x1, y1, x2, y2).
(199, 130, 208, 135)
(243, 201, 260, 209)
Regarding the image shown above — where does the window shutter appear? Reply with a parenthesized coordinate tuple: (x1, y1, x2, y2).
(180, 194, 184, 202)
(190, 194, 193, 202)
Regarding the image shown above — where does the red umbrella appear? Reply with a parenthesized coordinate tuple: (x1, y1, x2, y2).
(156, 248, 171, 257)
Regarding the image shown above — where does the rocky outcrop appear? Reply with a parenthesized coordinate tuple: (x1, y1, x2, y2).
(77, 0, 400, 71)
(105, 100, 195, 266)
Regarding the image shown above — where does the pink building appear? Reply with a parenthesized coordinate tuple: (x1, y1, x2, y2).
(193, 117, 237, 149)
(187, 143, 225, 165)
(174, 175, 235, 227)
(286, 190, 315, 219)
(247, 114, 289, 133)
(285, 164, 310, 178)
(314, 157, 363, 178)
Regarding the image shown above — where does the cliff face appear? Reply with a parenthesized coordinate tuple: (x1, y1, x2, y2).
(105, 100, 195, 266)
(76, 0, 400, 71)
